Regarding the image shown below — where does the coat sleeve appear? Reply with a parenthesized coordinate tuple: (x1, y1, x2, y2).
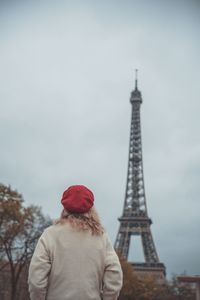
(102, 234, 123, 300)
(28, 231, 51, 300)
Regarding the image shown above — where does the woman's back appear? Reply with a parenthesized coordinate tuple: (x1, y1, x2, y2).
(28, 185, 123, 300)
(46, 223, 106, 300)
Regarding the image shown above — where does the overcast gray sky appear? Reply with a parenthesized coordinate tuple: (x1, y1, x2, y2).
(0, 0, 200, 278)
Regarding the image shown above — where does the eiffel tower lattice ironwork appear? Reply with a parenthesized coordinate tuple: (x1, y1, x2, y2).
(114, 70, 166, 278)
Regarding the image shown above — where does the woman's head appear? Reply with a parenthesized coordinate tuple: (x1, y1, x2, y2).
(56, 185, 104, 235)
(61, 185, 94, 213)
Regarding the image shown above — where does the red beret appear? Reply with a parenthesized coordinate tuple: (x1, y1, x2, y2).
(61, 185, 94, 213)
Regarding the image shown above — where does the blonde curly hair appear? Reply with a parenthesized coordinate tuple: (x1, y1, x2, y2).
(55, 207, 104, 236)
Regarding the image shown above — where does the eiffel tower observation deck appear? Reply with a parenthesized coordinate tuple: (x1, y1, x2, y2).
(114, 70, 166, 280)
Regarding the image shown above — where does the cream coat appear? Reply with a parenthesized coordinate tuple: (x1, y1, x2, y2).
(28, 223, 123, 300)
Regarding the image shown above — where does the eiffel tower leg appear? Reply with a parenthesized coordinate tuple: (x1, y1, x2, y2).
(141, 230, 159, 263)
(115, 228, 130, 259)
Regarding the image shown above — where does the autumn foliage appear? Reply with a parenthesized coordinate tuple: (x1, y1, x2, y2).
(118, 255, 195, 300)
(0, 183, 51, 300)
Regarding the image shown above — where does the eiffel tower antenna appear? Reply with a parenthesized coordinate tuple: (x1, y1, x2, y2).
(135, 68, 138, 90)
(115, 70, 166, 280)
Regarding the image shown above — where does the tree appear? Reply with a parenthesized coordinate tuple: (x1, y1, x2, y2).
(168, 275, 196, 300)
(118, 255, 195, 300)
(0, 183, 51, 300)
(118, 255, 143, 300)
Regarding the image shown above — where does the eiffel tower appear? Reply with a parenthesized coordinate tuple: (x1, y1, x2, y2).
(115, 70, 166, 279)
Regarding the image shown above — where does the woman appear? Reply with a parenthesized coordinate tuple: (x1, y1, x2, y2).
(28, 185, 123, 300)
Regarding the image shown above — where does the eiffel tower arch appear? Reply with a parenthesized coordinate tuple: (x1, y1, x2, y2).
(115, 70, 166, 280)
